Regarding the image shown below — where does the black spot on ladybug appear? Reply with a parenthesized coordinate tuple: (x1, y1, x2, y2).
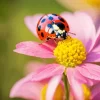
(58, 17, 65, 22)
(51, 30, 54, 34)
(38, 26, 41, 31)
(41, 19, 46, 23)
(52, 14, 57, 16)
(41, 32, 44, 37)
(47, 24, 52, 28)
(48, 16, 53, 20)
(56, 22, 65, 30)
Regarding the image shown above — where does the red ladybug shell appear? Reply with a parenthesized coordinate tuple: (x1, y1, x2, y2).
(36, 14, 70, 41)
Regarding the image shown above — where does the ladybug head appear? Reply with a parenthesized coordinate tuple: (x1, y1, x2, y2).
(53, 22, 65, 30)
(51, 22, 67, 40)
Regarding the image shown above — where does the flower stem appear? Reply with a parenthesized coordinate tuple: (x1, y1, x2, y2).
(63, 73, 69, 100)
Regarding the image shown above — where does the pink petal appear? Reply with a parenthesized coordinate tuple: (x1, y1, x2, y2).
(67, 68, 84, 100)
(60, 12, 96, 52)
(24, 14, 43, 37)
(75, 67, 99, 86)
(89, 26, 100, 52)
(41, 39, 57, 52)
(67, 67, 96, 87)
(25, 61, 46, 74)
(32, 64, 64, 81)
(10, 73, 42, 100)
(75, 67, 98, 86)
(92, 93, 100, 100)
(76, 63, 100, 80)
(46, 75, 62, 100)
(91, 44, 100, 53)
(91, 83, 100, 100)
(86, 52, 100, 62)
(14, 41, 55, 58)
(66, 68, 87, 84)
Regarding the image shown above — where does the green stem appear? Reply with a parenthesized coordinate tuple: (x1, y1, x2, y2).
(63, 73, 69, 100)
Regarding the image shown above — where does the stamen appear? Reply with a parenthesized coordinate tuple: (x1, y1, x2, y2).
(53, 36, 86, 67)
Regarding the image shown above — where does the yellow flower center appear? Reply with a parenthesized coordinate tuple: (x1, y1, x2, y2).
(41, 84, 64, 100)
(82, 84, 91, 100)
(53, 36, 86, 67)
(86, 0, 100, 8)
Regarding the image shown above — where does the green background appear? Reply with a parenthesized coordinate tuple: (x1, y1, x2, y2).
(0, 0, 71, 100)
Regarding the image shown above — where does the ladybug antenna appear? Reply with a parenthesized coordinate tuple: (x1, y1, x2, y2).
(68, 32, 76, 35)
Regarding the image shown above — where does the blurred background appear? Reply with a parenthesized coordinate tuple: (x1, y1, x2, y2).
(0, 0, 100, 100)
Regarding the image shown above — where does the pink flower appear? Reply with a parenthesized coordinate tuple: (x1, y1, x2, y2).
(14, 12, 100, 99)
(25, 61, 46, 74)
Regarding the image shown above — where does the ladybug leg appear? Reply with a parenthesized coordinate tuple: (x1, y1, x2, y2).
(47, 37, 51, 40)
(54, 38, 62, 44)
(45, 37, 51, 42)
(67, 35, 72, 39)
(54, 39, 58, 45)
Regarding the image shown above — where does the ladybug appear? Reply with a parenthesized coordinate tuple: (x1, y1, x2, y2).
(36, 14, 70, 41)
